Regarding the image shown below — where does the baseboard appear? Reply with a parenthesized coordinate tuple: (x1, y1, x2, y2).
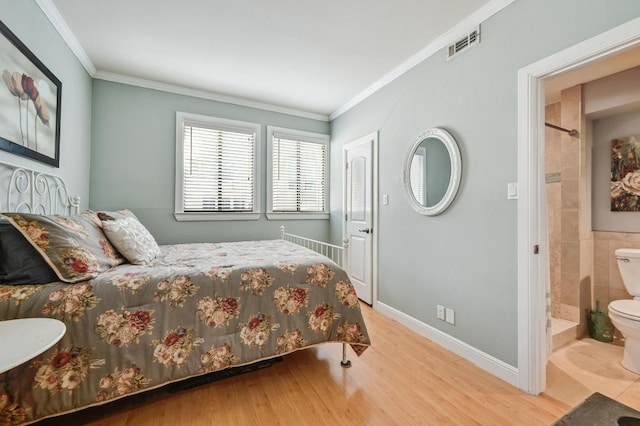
(375, 302, 519, 388)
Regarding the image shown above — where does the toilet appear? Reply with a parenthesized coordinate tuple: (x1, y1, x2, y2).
(609, 248, 640, 374)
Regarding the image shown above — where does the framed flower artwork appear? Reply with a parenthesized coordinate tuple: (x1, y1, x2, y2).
(611, 134, 640, 211)
(0, 20, 61, 167)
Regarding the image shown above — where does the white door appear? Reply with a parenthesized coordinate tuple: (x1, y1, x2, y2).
(344, 133, 376, 305)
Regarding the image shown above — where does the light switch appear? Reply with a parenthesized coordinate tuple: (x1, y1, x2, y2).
(382, 194, 389, 205)
(507, 183, 518, 200)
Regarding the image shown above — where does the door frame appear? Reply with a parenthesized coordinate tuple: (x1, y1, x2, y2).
(517, 17, 640, 394)
(343, 131, 379, 307)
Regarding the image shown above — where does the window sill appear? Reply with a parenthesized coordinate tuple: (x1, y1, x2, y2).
(174, 212, 261, 221)
(266, 212, 329, 220)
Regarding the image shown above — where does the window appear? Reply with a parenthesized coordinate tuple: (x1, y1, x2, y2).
(175, 112, 260, 221)
(267, 126, 329, 220)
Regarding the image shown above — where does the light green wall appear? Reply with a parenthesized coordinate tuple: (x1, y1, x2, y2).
(90, 80, 330, 244)
(0, 0, 92, 207)
(330, 0, 640, 366)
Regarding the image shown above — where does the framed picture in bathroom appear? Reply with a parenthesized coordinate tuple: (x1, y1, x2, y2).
(611, 134, 640, 211)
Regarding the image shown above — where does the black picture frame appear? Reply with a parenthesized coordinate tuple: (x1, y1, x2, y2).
(0, 20, 61, 167)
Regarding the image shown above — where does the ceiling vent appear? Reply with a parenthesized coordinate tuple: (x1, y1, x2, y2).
(446, 26, 480, 61)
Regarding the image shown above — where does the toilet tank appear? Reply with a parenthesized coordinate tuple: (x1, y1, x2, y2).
(616, 248, 640, 296)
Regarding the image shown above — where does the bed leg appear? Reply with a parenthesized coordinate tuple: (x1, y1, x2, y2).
(340, 343, 352, 368)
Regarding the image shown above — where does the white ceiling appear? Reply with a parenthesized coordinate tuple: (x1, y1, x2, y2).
(48, 0, 497, 118)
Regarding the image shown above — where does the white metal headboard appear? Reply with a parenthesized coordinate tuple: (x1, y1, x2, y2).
(0, 160, 80, 215)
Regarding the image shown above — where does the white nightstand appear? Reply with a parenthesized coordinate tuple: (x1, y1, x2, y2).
(0, 318, 66, 374)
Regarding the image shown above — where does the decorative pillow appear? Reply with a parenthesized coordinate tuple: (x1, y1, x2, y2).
(0, 219, 58, 285)
(1, 212, 125, 283)
(97, 210, 160, 265)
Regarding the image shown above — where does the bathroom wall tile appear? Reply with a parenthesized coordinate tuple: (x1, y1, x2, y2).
(561, 179, 579, 210)
(621, 233, 640, 243)
(561, 138, 580, 169)
(594, 259, 609, 289)
(609, 265, 625, 290)
(608, 239, 640, 252)
(561, 86, 582, 131)
(606, 232, 640, 242)
(609, 287, 632, 305)
(547, 188, 561, 224)
(546, 208, 557, 240)
(579, 236, 593, 279)
(604, 232, 625, 241)
(561, 272, 580, 306)
(551, 243, 562, 291)
(561, 211, 579, 242)
(608, 240, 626, 290)
(560, 303, 580, 323)
(545, 103, 562, 173)
(562, 166, 579, 180)
(545, 144, 562, 174)
(561, 242, 580, 276)
(563, 85, 582, 101)
(593, 285, 610, 312)
(618, 242, 640, 254)
(593, 237, 610, 267)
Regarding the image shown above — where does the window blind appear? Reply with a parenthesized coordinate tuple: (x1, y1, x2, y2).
(410, 151, 425, 205)
(272, 135, 326, 212)
(182, 123, 255, 212)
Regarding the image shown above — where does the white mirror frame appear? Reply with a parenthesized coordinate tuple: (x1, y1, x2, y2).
(403, 128, 462, 216)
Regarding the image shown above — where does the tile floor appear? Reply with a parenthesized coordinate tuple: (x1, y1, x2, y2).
(546, 338, 640, 411)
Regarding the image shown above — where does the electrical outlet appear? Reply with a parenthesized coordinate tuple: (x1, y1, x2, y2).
(437, 305, 445, 321)
(445, 308, 455, 325)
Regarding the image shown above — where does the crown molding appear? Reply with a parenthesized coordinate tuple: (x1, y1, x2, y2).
(93, 71, 330, 122)
(36, 0, 327, 120)
(38, 0, 514, 123)
(35, 0, 96, 76)
(330, 0, 516, 120)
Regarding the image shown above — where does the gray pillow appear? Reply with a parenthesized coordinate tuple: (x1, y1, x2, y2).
(0, 219, 58, 285)
(2, 212, 124, 283)
(98, 210, 160, 265)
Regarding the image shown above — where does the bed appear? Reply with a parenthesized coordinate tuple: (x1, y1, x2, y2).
(0, 161, 370, 425)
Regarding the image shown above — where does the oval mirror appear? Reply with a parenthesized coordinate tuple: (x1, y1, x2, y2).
(403, 128, 461, 216)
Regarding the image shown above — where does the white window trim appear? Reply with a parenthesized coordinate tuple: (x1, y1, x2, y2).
(174, 111, 261, 221)
(266, 126, 330, 220)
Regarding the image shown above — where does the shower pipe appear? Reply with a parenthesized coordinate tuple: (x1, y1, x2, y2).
(545, 122, 579, 138)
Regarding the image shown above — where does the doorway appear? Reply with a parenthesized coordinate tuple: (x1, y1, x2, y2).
(517, 17, 640, 395)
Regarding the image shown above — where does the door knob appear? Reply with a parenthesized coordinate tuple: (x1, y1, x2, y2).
(358, 228, 371, 234)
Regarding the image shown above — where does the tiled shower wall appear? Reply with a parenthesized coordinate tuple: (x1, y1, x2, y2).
(545, 102, 563, 319)
(545, 85, 592, 336)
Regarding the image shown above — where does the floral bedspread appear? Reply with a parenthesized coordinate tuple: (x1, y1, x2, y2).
(0, 240, 370, 424)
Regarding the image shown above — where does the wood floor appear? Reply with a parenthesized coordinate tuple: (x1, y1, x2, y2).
(39, 304, 571, 425)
